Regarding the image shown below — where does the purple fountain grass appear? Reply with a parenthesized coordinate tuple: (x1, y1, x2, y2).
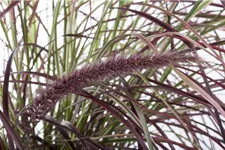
(22, 50, 201, 128)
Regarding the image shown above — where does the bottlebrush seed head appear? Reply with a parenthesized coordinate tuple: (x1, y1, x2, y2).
(21, 50, 202, 129)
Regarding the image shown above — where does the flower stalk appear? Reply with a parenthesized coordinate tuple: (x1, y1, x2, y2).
(22, 50, 201, 127)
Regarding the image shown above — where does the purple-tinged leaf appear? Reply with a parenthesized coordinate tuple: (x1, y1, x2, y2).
(0, 1, 21, 19)
(78, 90, 149, 150)
(2, 48, 19, 150)
(55, 127, 76, 150)
(43, 115, 107, 150)
(0, 110, 24, 150)
(2, 49, 17, 119)
(221, 0, 225, 8)
(173, 67, 225, 118)
(0, 137, 5, 150)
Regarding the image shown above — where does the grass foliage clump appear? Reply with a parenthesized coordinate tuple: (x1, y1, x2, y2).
(0, 1, 225, 150)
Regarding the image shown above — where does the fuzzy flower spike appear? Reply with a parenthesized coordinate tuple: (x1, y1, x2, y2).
(22, 50, 201, 128)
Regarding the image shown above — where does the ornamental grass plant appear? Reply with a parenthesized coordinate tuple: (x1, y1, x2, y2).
(0, 1, 225, 150)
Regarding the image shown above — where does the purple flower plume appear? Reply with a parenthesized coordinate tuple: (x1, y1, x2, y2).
(22, 51, 201, 127)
